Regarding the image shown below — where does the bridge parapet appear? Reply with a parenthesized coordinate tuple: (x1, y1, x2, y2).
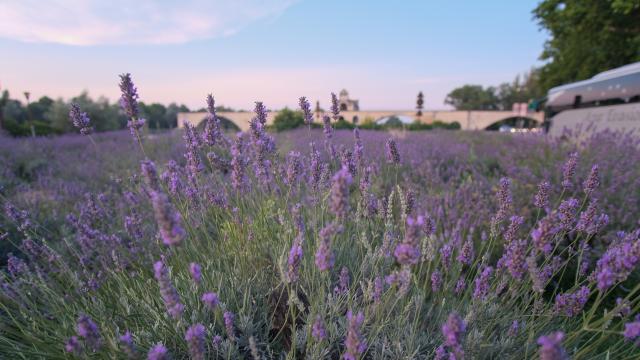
(177, 110, 544, 131)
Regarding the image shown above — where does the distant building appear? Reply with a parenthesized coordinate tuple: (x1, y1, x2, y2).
(338, 89, 359, 111)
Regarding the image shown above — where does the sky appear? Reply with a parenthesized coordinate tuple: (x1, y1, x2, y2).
(0, 0, 548, 111)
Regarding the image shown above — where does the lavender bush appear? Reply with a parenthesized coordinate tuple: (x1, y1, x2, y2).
(1, 76, 640, 359)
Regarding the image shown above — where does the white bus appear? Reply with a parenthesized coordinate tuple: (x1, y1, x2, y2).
(545, 62, 640, 136)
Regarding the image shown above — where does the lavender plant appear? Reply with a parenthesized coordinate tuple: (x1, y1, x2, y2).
(1, 76, 640, 359)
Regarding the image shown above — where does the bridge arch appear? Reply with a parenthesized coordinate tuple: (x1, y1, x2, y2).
(195, 116, 241, 132)
(484, 116, 541, 131)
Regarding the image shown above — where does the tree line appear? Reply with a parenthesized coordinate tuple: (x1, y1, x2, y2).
(0, 89, 192, 136)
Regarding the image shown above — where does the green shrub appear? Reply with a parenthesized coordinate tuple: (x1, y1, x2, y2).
(272, 108, 304, 132)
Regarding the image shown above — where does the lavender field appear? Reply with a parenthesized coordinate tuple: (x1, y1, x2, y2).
(1, 82, 640, 359)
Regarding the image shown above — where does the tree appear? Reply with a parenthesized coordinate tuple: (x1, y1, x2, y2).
(416, 91, 424, 117)
(0, 89, 8, 131)
(272, 107, 304, 131)
(444, 85, 499, 110)
(533, 0, 640, 91)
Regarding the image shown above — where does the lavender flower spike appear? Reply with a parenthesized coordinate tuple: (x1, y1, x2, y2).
(150, 191, 186, 246)
(119, 73, 145, 134)
(385, 138, 400, 164)
(299, 96, 314, 125)
(312, 315, 327, 341)
(69, 103, 93, 135)
(583, 164, 599, 197)
(537, 331, 568, 360)
(561, 152, 578, 189)
(224, 311, 236, 340)
(201, 292, 220, 310)
(148, 343, 170, 360)
(185, 324, 206, 360)
(441, 312, 466, 358)
(329, 166, 353, 218)
(315, 222, 339, 271)
(76, 314, 101, 351)
(343, 310, 366, 360)
(153, 260, 184, 319)
(189, 262, 202, 285)
(331, 92, 340, 120)
(119, 331, 137, 358)
(534, 180, 550, 209)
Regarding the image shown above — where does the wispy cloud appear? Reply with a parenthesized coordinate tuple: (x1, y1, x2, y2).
(0, 0, 297, 45)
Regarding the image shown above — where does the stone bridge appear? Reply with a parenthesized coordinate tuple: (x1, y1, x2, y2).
(177, 109, 544, 131)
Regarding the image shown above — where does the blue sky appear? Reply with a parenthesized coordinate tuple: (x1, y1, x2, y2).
(0, 0, 547, 110)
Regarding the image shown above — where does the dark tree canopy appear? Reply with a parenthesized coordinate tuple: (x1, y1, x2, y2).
(445, 85, 499, 110)
(533, 0, 640, 91)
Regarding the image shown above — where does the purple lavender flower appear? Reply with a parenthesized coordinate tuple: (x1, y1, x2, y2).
(504, 215, 524, 245)
(534, 180, 551, 209)
(385, 268, 411, 295)
(287, 235, 304, 283)
(624, 315, 640, 347)
(334, 266, 351, 295)
(202, 292, 220, 311)
(212, 335, 223, 348)
(286, 151, 303, 186)
(230, 133, 248, 191)
(440, 312, 466, 358)
(501, 239, 528, 281)
(454, 277, 466, 295)
(141, 160, 161, 192)
(393, 243, 421, 266)
(329, 166, 353, 218)
(531, 214, 559, 255)
(119, 73, 144, 134)
(473, 266, 493, 300)
(353, 128, 364, 166)
(393, 216, 424, 266)
(494, 177, 513, 223)
(161, 160, 183, 195)
(65, 336, 81, 355)
(322, 115, 334, 139)
(343, 310, 366, 360)
(203, 94, 222, 146)
(537, 331, 568, 360)
(431, 269, 442, 292)
(6, 254, 28, 277)
(119, 331, 137, 358)
(583, 164, 599, 197)
(457, 239, 474, 266)
(185, 324, 206, 360)
(77, 314, 101, 351)
(183, 123, 203, 195)
(373, 276, 384, 303)
(331, 92, 340, 120)
(557, 198, 579, 230)
(153, 260, 184, 319)
(224, 311, 235, 341)
(561, 152, 578, 189)
(150, 191, 186, 246)
(593, 233, 640, 291)
(4, 202, 31, 232)
(554, 286, 590, 317)
(385, 138, 400, 164)
(148, 343, 170, 360)
(312, 315, 327, 341)
(299, 96, 314, 125)
(69, 103, 93, 135)
(189, 262, 202, 285)
(440, 244, 453, 269)
(315, 222, 340, 271)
